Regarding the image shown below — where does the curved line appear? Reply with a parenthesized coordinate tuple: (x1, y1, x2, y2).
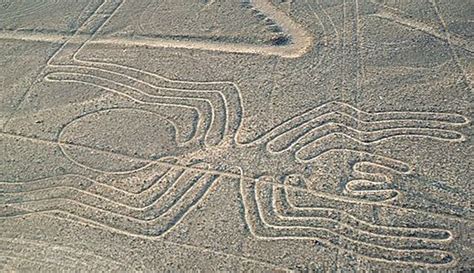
(2, 172, 219, 225)
(280, 179, 452, 240)
(1, 169, 188, 210)
(269, 184, 446, 249)
(46, 72, 216, 146)
(293, 131, 465, 163)
(0, 171, 175, 199)
(237, 101, 469, 146)
(268, 122, 465, 154)
(44, 75, 205, 145)
(238, 173, 456, 267)
(3, 170, 209, 217)
(46, 63, 231, 144)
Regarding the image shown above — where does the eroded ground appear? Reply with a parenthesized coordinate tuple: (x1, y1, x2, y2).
(1, 0, 473, 271)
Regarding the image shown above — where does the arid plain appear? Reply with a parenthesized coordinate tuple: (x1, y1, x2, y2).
(1, 0, 473, 271)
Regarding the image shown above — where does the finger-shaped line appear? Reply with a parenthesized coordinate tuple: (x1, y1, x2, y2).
(267, 114, 466, 153)
(1, 171, 220, 236)
(0, 171, 174, 209)
(46, 62, 243, 144)
(46, 64, 234, 145)
(45, 71, 217, 146)
(1, 168, 184, 211)
(344, 180, 399, 202)
(1, 164, 213, 219)
(280, 177, 451, 241)
(270, 184, 445, 250)
(242, 101, 468, 146)
(345, 160, 402, 202)
(300, 102, 467, 124)
(240, 178, 454, 266)
(293, 131, 459, 163)
(73, 53, 244, 140)
(1, 165, 174, 197)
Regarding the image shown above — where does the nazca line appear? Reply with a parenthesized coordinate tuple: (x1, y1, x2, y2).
(1, 0, 470, 267)
(2, 153, 460, 262)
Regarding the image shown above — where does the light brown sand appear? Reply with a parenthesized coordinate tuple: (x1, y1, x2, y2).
(1, 0, 472, 271)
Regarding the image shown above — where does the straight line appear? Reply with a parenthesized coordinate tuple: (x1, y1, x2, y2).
(1, 130, 471, 223)
(1, 0, 103, 131)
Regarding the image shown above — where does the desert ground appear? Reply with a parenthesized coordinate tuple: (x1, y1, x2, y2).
(0, 0, 473, 271)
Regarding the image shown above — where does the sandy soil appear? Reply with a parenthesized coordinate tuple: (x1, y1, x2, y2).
(1, 0, 473, 271)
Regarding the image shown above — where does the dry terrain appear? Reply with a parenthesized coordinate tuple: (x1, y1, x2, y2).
(1, 0, 473, 271)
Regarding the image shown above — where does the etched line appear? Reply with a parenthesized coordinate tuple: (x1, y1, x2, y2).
(0, 0, 313, 58)
(2, 129, 472, 217)
(371, 9, 474, 54)
(238, 169, 456, 267)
